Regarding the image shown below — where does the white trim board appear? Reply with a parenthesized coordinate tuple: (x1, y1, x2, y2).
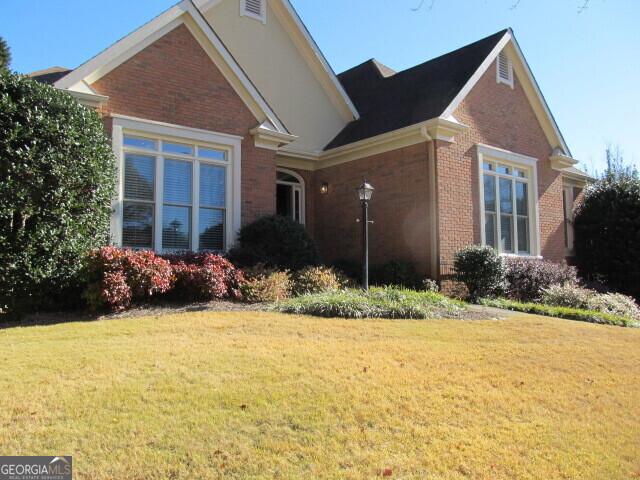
(111, 115, 242, 251)
(442, 29, 571, 157)
(55, 0, 289, 136)
(476, 143, 541, 257)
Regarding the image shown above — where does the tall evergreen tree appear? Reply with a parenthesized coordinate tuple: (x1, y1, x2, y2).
(0, 37, 11, 70)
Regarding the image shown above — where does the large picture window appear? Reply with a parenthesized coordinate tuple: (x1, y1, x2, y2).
(478, 145, 539, 256)
(121, 134, 229, 252)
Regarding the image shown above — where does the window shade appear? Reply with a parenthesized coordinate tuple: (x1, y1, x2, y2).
(199, 208, 224, 251)
(200, 164, 225, 208)
(164, 159, 192, 205)
(124, 154, 155, 201)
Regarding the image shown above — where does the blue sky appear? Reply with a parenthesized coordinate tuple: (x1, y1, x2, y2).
(2, 0, 639, 173)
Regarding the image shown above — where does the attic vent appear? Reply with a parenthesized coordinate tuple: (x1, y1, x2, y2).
(241, 0, 266, 23)
(497, 51, 513, 87)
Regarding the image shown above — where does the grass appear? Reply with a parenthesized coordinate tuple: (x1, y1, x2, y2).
(481, 297, 639, 327)
(1, 312, 640, 479)
(276, 286, 465, 319)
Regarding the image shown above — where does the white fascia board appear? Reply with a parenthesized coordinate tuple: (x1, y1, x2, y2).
(54, 3, 187, 90)
(54, 0, 289, 136)
(441, 31, 511, 119)
(441, 29, 571, 157)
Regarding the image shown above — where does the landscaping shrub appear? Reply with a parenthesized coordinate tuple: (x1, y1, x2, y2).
(240, 266, 291, 303)
(228, 215, 318, 270)
(453, 245, 505, 302)
(277, 286, 464, 319)
(0, 71, 116, 317)
(574, 163, 640, 299)
(291, 266, 345, 296)
(166, 252, 244, 302)
(422, 278, 439, 293)
(480, 298, 637, 328)
(371, 260, 421, 289)
(504, 257, 577, 302)
(586, 292, 640, 320)
(331, 259, 362, 283)
(541, 284, 591, 309)
(83, 247, 172, 312)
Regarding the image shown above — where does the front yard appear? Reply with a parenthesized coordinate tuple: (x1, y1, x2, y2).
(1, 311, 639, 479)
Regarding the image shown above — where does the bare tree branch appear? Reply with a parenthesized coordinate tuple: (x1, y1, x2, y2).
(411, 0, 435, 11)
(510, 0, 522, 10)
(577, 0, 590, 13)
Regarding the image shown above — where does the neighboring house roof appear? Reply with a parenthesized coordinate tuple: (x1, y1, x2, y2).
(328, 29, 508, 150)
(29, 66, 71, 85)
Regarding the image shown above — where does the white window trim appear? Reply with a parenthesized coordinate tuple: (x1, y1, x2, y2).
(110, 114, 242, 252)
(276, 167, 305, 225)
(477, 144, 541, 257)
(496, 51, 514, 89)
(240, 0, 267, 24)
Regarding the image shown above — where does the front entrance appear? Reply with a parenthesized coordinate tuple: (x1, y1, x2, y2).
(276, 168, 305, 224)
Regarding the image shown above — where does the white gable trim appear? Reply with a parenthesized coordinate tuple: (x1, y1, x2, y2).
(54, 0, 289, 135)
(441, 29, 571, 157)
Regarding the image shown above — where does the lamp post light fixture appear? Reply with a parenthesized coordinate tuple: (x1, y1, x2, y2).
(357, 180, 374, 291)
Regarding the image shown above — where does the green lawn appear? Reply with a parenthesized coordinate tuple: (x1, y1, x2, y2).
(1, 311, 639, 479)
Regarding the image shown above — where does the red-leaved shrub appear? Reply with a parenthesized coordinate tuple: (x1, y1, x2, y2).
(165, 252, 244, 301)
(83, 247, 173, 311)
(163, 252, 245, 302)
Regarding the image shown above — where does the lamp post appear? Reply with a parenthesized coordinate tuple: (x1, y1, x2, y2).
(357, 181, 374, 291)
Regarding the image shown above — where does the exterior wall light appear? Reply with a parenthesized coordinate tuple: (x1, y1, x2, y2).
(320, 182, 329, 194)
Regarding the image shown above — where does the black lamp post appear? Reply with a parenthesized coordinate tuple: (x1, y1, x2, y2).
(357, 181, 374, 291)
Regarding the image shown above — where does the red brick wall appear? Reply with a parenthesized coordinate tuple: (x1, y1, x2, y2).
(436, 59, 565, 266)
(308, 142, 433, 274)
(91, 23, 276, 225)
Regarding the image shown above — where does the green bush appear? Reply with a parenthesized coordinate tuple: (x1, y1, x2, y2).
(371, 259, 421, 289)
(228, 215, 318, 270)
(574, 165, 640, 299)
(480, 298, 637, 328)
(276, 286, 464, 319)
(0, 72, 116, 317)
(291, 266, 345, 296)
(240, 265, 291, 303)
(453, 245, 505, 302)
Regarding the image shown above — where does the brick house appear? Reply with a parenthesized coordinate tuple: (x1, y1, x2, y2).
(31, 0, 589, 280)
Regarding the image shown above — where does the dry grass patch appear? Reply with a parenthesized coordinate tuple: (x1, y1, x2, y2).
(0, 312, 639, 479)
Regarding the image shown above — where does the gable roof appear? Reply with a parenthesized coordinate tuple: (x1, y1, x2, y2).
(29, 66, 72, 85)
(50, 0, 290, 136)
(327, 29, 508, 150)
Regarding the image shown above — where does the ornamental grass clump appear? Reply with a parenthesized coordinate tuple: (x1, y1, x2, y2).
(277, 286, 464, 319)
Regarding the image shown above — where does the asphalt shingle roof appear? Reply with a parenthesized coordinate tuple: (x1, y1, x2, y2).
(326, 29, 509, 150)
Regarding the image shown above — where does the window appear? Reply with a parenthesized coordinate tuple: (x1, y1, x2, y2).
(479, 145, 539, 256)
(121, 134, 229, 252)
(276, 169, 304, 224)
(240, 0, 266, 23)
(497, 50, 513, 88)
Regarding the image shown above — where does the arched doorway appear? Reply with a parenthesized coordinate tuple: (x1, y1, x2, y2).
(276, 168, 305, 224)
